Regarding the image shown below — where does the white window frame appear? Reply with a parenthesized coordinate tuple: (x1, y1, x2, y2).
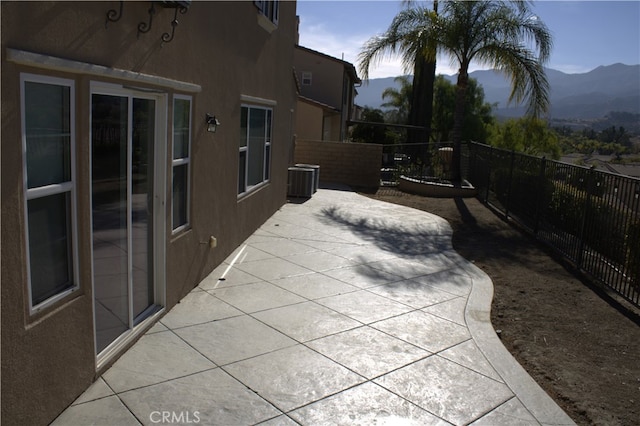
(255, 0, 279, 25)
(171, 94, 192, 233)
(238, 102, 274, 197)
(20, 73, 78, 314)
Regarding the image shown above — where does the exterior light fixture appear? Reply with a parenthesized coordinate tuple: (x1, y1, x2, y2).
(206, 114, 220, 133)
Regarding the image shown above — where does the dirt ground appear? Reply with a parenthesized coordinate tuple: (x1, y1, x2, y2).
(362, 187, 640, 426)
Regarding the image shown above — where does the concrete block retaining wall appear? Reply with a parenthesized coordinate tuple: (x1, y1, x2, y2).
(294, 139, 382, 188)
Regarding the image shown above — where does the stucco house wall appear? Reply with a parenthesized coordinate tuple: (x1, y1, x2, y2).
(293, 45, 360, 141)
(295, 46, 345, 109)
(1, 2, 297, 424)
(295, 98, 324, 140)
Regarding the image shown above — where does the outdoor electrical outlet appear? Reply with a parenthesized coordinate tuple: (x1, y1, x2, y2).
(209, 236, 217, 248)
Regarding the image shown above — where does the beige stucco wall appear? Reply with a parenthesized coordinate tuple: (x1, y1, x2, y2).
(324, 114, 342, 141)
(1, 2, 297, 424)
(294, 47, 344, 110)
(294, 139, 382, 188)
(294, 46, 361, 142)
(295, 99, 324, 140)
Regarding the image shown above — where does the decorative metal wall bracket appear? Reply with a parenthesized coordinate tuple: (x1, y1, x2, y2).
(139, 1, 190, 42)
(106, 1, 124, 26)
(106, 1, 190, 43)
(137, 2, 157, 38)
(161, 4, 189, 43)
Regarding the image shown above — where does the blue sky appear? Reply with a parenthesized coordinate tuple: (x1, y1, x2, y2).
(296, 1, 640, 78)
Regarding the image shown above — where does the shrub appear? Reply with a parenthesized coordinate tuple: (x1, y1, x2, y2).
(492, 165, 555, 227)
(545, 184, 629, 266)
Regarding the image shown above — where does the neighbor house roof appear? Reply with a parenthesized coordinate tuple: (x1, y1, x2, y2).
(298, 95, 341, 113)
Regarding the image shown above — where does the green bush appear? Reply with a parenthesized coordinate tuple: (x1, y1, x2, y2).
(492, 166, 555, 224)
(545, 184, 585, 236)
(545, 184, 629, 266)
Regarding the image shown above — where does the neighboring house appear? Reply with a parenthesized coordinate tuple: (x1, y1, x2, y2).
(294, 45, 361, 141)
(0, 1, 297, 424)
(561, 154, 640, 178)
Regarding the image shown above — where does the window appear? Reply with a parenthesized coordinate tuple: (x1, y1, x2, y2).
(172, 95, 191, 232)
(302, 72, 312, 86)
(21, 74, 77, 311)
(239, 105, 272, 195)
(255, 0, 279, 25)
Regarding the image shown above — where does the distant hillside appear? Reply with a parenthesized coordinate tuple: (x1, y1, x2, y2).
(356, 64, 640, 120)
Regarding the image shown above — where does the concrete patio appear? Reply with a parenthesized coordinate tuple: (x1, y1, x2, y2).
(53, 186, 575, 426)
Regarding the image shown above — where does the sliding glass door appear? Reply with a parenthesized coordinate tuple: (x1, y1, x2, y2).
(91, 89, 163, 354)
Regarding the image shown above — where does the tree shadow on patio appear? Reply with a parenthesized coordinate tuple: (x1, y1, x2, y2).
(318, 196, 541, 271)
(316, 204, 473, 295)
(318, 205, 452, 259)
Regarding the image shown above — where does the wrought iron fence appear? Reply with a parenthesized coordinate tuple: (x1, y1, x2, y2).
(468, 141, 640, 307)
(380, 142, 471, 185)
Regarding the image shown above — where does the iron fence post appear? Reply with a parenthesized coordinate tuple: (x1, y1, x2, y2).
(469, 142, 478, 191)
(533, 156, 547, 236)
(505, 149, 516, 219)
(485, 145, 493, 203)
(577, 165, 596, 269)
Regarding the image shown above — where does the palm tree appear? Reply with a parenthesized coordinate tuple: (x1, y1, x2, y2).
(405, 0, 438, 160)
(359, 0, 552, 181)
(359, 1, 439, 162)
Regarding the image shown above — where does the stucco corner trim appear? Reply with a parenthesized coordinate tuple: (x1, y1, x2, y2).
(6, 48, 202, 93)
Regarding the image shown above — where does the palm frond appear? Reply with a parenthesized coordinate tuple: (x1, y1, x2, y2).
(358, 6, 437, 80)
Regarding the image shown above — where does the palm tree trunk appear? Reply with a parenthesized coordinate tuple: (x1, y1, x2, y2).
(406, 0, 437, 165)
(407, 57, 435, 163)
(450, 67, 469, 182)
(407, 56, 424, 145)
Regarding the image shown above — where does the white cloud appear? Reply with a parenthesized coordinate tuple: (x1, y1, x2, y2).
(365, 59, 407, 79)
(298, 19, 491, 79)
(298, 21, 406, 79)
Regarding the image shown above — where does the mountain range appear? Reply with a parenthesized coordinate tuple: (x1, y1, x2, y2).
(355, 63, 640, 120)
